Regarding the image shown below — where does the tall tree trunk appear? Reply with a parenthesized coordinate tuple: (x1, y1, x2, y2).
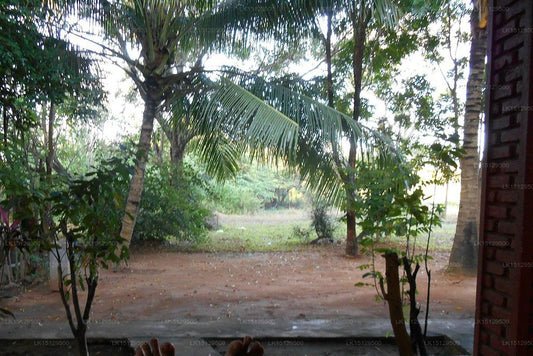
(345, 7, 369, 256)
(119, 96, 158, 250)
(381, 253, 413, 356)
(346, 142, 358, 256)
(448, 5, 487, 272)
(323, 5, 360, 256)
(169, 129, 192, 166)
(39, 102, 55, 240)
(325, 5, 334, 109)
(168, 128, 194, 189)
(45, 102, 55, 176)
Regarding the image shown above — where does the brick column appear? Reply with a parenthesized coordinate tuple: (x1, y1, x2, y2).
(474, 1, 533, 355)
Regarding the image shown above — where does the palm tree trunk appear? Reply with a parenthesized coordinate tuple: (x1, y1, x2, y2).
(119, 96, 158, 249)
(169, 129, 193, 166)
(325, 5, 334, 109)
(448, 6, 487, 272)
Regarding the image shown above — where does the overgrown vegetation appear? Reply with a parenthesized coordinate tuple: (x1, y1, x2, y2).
(133, 162, 211, 245)
(0, 0, 483, 354)
(206, 160, 307, 214)
(49, 157, 131, 355)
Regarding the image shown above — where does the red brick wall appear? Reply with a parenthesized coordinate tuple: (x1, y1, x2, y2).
(475, 1, 533, 355)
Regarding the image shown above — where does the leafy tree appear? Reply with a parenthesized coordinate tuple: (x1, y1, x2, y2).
(49, 157, 131, 356)
(0, 0, 103, 133)
(355, 156, 445, 355)
(278, 0, 444, 255)
(0, 0, 106, 325)
(423, 0, 469, 144)
(62, 0, 316, 250)
(1, 0, 104, 242)
(57, 0, 403, 254)
(399, 0, 487, 273)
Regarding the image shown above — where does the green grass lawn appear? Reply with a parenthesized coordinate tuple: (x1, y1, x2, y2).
(386, 221, 457, 252)
(196, 223, 314, 252)
(178, 210, 458, 253)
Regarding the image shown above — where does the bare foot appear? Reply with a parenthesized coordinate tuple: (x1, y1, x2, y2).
(134, 338, 175, 356)
(224, 336, 264, 356)
(135, 336, 263, 356)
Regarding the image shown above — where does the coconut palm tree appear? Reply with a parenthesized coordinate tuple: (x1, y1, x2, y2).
(448, 0, 487, 272)
(73, 0, 311, 248)
(218, 0, 404, 256)
(61, 0, 403, 252)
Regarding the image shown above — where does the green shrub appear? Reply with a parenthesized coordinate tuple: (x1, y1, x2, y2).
(204, 160, 309, 214)
(310, 200, 336, 242)
(292, 225, 311, 241)
(210, 184, 262, 214)
(133, 162, 210, 245)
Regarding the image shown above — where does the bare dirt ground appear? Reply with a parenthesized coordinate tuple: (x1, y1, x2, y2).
(3, 245, 476, 325)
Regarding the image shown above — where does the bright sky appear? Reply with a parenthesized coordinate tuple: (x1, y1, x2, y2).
(100, 65, 141, 142)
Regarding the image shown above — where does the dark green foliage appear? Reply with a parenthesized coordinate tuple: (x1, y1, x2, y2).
(0, 0, 103, 133)
(133, 162, 210, 245)
(310, 200, 336, 243)
(351, 158, 442, 242)
(49, 157, 133, 267)
(207, 160, 307, 214)
(47, 156, 132, 356)
(0, 142, 46, 292)
(0, 141, 42, 222)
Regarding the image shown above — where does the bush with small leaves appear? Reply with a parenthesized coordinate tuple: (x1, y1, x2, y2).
(49, 157, 132, 356)
(310, 200, 336, 243)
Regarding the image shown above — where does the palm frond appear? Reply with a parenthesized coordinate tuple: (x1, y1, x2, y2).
(370, 0, 401, 28)
(191, 0, 333, 53)
(177, 68, 401, 207)
(187, 132, 244, 181)
(225, 70, 394, 153)
(199, 78, 300, 162)
(219, 70, 401, 207)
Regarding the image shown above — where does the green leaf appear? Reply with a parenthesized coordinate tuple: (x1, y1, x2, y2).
(355, 282, 373, 287)
(79, 276, 85, 291)
(362, 272, 378, 279)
